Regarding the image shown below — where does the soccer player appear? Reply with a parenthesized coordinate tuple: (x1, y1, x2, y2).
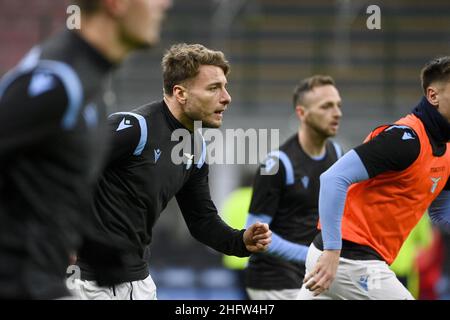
(0, 0, 171, 299)
(298, 56, 450, 300)
(244, 75, 343, 300)
(73, 43, 272, 300)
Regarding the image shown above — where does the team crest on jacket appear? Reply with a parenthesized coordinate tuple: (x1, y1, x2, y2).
(154, 149, 161, 163)
(301, 176, 309, 189)
(430, 177, 441, 193)
(184, 153, 194, 170)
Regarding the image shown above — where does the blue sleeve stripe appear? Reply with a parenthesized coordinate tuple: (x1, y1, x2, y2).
(197, 132, 207, 169)
(245, 213, 273, 229)
(0, 47, 41, 99)
(246, 213, 308, 262)
(385, 125, 412, 132)
(268, 233, 309, 263)
(267, 150, 294, 185)
(332, 141, 343, 158)
(38, 60, 83, 130)
(109, 112, 148, 156)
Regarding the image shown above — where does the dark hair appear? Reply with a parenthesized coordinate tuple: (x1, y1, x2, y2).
(73, 0, 101, 14)
(421, 56, 450, 94)
(162, 43, 230, 96)
(292, 75, 335, 108)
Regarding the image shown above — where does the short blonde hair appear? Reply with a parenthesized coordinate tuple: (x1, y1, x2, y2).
(162, 43, 230, 95)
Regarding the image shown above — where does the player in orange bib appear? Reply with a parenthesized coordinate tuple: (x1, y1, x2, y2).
(298, 56, 450, 300)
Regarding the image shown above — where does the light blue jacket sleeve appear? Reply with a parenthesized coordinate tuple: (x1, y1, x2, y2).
(319, 150, 369, 250)
(246, 213, 309, 262)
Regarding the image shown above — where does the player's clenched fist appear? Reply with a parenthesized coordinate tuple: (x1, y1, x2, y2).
(244, 222, 272, 252)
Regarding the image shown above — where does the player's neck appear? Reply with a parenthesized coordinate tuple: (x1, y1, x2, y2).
(77, 15, 132, 64)
(298, 128, 327, 158)
(164, 96, 195, 131)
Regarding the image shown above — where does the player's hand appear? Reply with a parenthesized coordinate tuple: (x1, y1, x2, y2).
(243, 222, 272, 252)
(303, 249, 340, 296)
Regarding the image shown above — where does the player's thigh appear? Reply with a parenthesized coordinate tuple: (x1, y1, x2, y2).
(332, 259, 414, 300)
(298, 244, 338, 300)
(301, 246, 368, 300)
(304, 243, 322, 273)
(366, 266, 414, 300)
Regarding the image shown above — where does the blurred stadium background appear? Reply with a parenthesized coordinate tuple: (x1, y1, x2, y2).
(1, 0, 450, 299)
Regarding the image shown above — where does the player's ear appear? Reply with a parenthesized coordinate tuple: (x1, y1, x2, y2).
(295, 104, 306, 120)
(173, 85, 188, 105)
(426, 86, 439, 107)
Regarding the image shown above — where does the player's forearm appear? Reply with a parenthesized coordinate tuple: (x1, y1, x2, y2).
(187, 213, 250, 257)
(320, 150, 369, 250)
(245, 212, 272, 228)
(267, 233, 308, 262)
(245, 212, 307, 262)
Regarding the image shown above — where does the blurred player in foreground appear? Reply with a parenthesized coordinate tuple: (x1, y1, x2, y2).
(0, 0, 171, 299)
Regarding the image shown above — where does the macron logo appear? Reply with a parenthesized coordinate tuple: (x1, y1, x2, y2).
(116, 118, 133, 131)
(301, 176, 310, 189)
(401, 132, 415, 140)
(154, 149, 162, 163)
(28, 72, 56, 97)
